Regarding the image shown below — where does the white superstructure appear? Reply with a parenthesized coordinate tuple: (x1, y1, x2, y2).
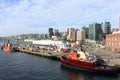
(32, 40, 64, 46)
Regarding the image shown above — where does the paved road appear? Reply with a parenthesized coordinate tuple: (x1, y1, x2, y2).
(85, 47, 120, 65)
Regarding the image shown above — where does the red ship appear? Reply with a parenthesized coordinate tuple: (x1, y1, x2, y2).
(3, 43, 11, 52)
(60, 50, 119, 75)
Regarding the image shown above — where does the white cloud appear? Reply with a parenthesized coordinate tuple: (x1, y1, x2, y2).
(0, 0, 120, 36)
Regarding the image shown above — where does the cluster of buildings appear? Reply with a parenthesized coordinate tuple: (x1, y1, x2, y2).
(65, 15, 120, 53)
(48, 28, 62, 40)
(66, 22, 111, 44)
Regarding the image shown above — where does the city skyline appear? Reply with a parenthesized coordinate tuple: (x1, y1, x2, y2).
(0, 0, 120, 37)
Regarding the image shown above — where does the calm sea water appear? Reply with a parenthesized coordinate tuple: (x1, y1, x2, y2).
(0, 39, 120, 80)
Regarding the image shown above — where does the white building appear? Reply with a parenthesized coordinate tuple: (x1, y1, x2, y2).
(32, 40, 64, 46)
(24, 39, 34, 42)
(76, 30, 86, 41)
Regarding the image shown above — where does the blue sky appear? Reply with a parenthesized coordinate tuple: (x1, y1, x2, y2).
(0, 0, 120, 37)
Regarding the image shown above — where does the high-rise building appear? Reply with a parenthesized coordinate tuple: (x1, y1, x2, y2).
(101, 22, 111, 34)
(48, 28, 54, 38)
(89, 23, 102, 41)
(71, 29, 77, 42)
(66, 28, 74, 40)
(66, 28, 78, 42)
(76, 30, 86, 41)
(54, 29, 59, 37)
(81, 26, 89, 39)
(101, 22, 111, 39)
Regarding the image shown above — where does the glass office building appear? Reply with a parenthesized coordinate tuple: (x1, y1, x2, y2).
(89, 23, 102, 41)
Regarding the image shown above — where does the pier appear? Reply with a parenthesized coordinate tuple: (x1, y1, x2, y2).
(12, 45, 68, 61)
(11, 44, 120, 66)
(19, 49, 61, 60)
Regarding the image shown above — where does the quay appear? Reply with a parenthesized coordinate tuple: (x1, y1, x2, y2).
(12, 45, 66, 61)
(12, 44, 120, 67)
(9, 38, 120, 67)
(19, 49, 61, 60)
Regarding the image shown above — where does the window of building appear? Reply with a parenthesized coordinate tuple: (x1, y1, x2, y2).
(119, 43, 120, 47)
(108, 42, 110, 46)
(112, 43, 114, 46)
(115, 38, 117, 41)
(115, 43, 117, 47)
(107, 42, 108, 46)
(112, 38, 113, 41)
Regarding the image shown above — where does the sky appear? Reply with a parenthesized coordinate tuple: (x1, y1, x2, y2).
(0, 0, 120, 37)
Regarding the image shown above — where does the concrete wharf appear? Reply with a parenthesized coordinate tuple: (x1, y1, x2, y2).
(12, 45, 120, 66)
(12, 45, 67, 61)
(19, 49, 62, 60)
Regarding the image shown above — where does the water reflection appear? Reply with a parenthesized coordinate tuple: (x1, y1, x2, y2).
(61, 66, 119, 80)
(68, 71, 84, 80)
(3, 51, 11, 64)
(4, 51, 10, 57)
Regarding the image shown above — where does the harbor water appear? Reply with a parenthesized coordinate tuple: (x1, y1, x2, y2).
(0, 49, 119, 80)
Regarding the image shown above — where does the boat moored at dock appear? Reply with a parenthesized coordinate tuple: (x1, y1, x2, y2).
(60, 50, 120, 75)
(3, 43, 11, 52)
